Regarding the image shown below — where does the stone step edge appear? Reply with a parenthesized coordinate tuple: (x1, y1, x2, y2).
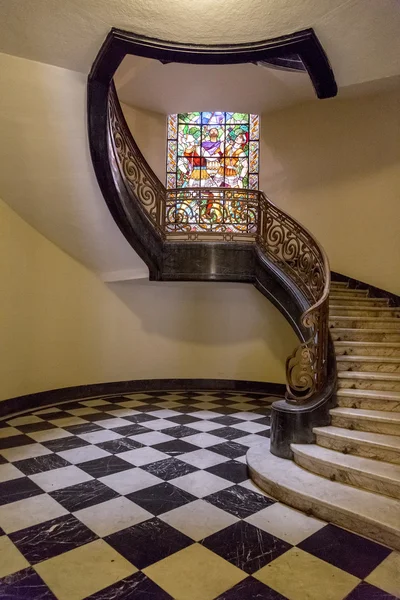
(291, 444, 400, 489)
(330, 407, 400, 424)
(334, 341, 400, 348)
(330, 306, 400, 314)
(331, 328, 400, 334)
(247, 444, 400, 551)
(329, 295, 388, 303)
(336, 356, 400, 363)
(338, 371, 400, 381)
(313, 425, 400, 450)
(336, 388, 400, 400)
(330, 316, 400, 323)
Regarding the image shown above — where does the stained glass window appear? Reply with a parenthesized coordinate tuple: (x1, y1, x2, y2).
(166, 112, 260, 190)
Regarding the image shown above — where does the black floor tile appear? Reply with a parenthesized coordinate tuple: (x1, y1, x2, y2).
(15, 422, 57, 434)
(123, 413, 157, 424)
(152, 439, 200, 456)
(205, 441, 249, 459)
(13, 454, 70, 475)
(127, 482, 196, 516)
(216, 577, 288, 599)
(205, 485, 275, 519)
(161, 425, 199, 438)
(166, 414, 203, 425)
(50, 479, 119, 512)
(110, 424, 151, 436)
(210, 407, 238, 415)
(77, 455, 133, 478)
(0, 435, 34, 450)
(206, 460, 249, 483)
(41, 436, 90, 452)
(202, 520, 290, 574)
(96, 438, 144, 454)
(298, 524, 392, 579)
(86, 571, 173, 599)
(64, 423, 103, 435)
(344, 581, 399, 600)
(0, 455, 7, 464)
(0, 567, 57, 599)
(105, 517, 193, 569)
(141, 457, 198, 481)
(210, 427, 248, 441)
(210, 416, 242, 426)
(0, 477, 43, 506)
(10, 514, 97, 564)
(253, 416, 271, 426)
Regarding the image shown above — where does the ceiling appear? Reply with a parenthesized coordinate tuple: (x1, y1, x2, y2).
(1, 0, 400, 92)
(115, 57, 316, 115)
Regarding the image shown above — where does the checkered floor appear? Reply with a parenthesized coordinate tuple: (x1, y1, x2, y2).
(0, 391, 399, 600)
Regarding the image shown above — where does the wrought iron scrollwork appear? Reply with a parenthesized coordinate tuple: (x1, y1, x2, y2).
(107, 84, 330, 403)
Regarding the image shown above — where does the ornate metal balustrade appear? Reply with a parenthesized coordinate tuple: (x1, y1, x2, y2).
(107, 84, 330, 403)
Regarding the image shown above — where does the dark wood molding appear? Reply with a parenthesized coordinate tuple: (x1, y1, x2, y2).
(332, 272, 400, 307)
(89, 27, 337, 99)
(0, 379, 285, 419)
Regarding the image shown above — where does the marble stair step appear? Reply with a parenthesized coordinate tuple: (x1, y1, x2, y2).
(291, 443, 400, 500)
(330, 406, 400, 436)
(334, 341, 400, 357)
(329, 289, 369, 297)
(337, 356, 400, 373)
(337, 371, 400, 391)
(331, 281, 349, 288)
(337, 388, 400, 412)
(330, 305, 400, 318)
(247, 444, 400, 551)
(331, 328, 400, 342)
(330, 316, 400, 330)
(314, 425, 400, 464)
(329, 295, 389, 306)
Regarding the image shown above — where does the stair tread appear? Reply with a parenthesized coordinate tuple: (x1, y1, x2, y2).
(336, 356, 400, 363)
(334, 341, 400, 348)
(291, 444, 400, 484)
(330, 315, 400, 323)
(332, 328, 400, 333)
(313, 426, 400, 449)
(330, 295, 388, 302)
(247, 445, 400, 545)
(338, 370, 400, 381)
(331, 407, 400, 422)
(330, 305, 400, 312)
(337, 388, 400, 400)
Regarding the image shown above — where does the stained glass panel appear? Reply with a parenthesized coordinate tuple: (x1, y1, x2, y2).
(167, 112, 259, 194)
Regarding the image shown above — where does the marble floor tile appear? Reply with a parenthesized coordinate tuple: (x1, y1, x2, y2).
(365, 551, 400, 597)
(7, 416, 44, 427)
(105, 517, 192, 569)
(160, 425, 200, 438)
(215, 576, 288, 600)
(99, 467, 162, 495)
(77, 430, 123, 444)
(229, 412, 266, 421)
(96, 438, 144, 454)
(0, 567, 57, 599)
(166, 414, 203, 425)
(0, 427, 22, 439)
(116, 399, 147, 408)
(27, 428, 73, 443)
(345, 581, 400, 600)
(76, 455, 133, 478)
(81, 399, 114, 407)
(10, 514, 98, 564)
(246, 503, 326, 545)
(209, 427, 248, 441)
(171, 470, 233, 498)
(129, 431, 175, 446)
(205, 485, 275, 519)
(50, 479, 119, 512)
(0, 463, 24, 483)
(95, 418, 134, 430)
(140, 457, 198, 481)
(143, 419, 178, 431)
(86, 571, 173, 600)
(160, 498, 239, 541)
(210, 441, 249, 459)
(29, 466, 93, 492)
(0, 494, 68, 534)
(103, 408, 140, 417)
(117, 447, 169, 467)
(74, 496, 152, 537)
(127, 482, 196, 516)
(65, 407, 101, 417)
(183, 432, 226, 448)
(48, 417, 87, 428)
(254, 547, 360, 600)
(178, 448, 230, 469)
(1, 442, 52, 462)
(150, 439, 201, 457)
(206, 460, 249, 484)
(189, 411, 230, 420)
(35, 539, 136, 600)
(0, 536, 30, 577)
(12, 455, 70, 476)
(230, 421, 269, 434)
(121, 394, 153, 401)
(298, 524, 393, 579)
(186, 420, 223, 432)
(0, 477, 43, 506)
(143, 543, 246, 600)
(147, 409, 181, 419)
(56, 445, 110, 465)
(235, 433, 271, 447)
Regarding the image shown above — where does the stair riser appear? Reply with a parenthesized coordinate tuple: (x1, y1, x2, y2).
(330, 290, 369, 297)
(293, 452, 400, 500)
(334, 345, 400, 357)
(331, 414, 400, 436)
(330, 308, 400, 318)
(330, 319, 400, 330)
(329, 298, 389, 306)
(337, 397, 400, 412)
(337, 362, 400, 373)
(315, 433, 400, 464)
(331, 331, 400, 342)
(337, 379, 400, 392)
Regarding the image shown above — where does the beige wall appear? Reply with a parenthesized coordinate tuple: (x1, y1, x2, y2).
(260, 89, 400, 294)
(121, 102, 167, 185)
(0, 198, 295, 401)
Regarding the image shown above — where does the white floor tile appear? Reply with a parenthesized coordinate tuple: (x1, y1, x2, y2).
(78, 430, 122, 444)
(229, 412, 264, 421)
(129, 431, 174, 446)
(49, 417, 87, 428)
(0, 463, 24, 483)
(188, 421, 223, 432)
(179, 449, 229, 469)
(161, 499, 238, 541)
(118, 447, 169, 466)
(0, 427, 21, 439)
(104, 409, 140, 417)
(236, 434, 270, 448)
(0, 494, 68, 534)
(0, 443, 52, 462)
(183, 433, 225, 448)
(27, 429, 73, 443)
(29, 466, 93, 492)
(231, 421, 269, 434)
(187, 411, 222, 420)
(95, 418, 134, 429)
(143, 419, 177, 431)
(171, 471, 233, 498)
(147, 409, 181, 418)
(7, 416, 43, 427)
(74, 496, 152, 536)
(99, 467, 162, 495)
(57, 445, 110, 464)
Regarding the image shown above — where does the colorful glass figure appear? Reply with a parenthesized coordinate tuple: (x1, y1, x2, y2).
(167, 112, 259, 190)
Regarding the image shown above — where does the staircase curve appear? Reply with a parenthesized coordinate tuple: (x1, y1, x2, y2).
(87, 28, 338, 459)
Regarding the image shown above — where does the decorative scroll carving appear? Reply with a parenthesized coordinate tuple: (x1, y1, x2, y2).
(108, 86, 165, 237)
(107, 84, 330, 403)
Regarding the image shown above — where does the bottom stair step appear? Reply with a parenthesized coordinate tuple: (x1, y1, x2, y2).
(292, 443, 400, 500)
(247, 443, 400, 551)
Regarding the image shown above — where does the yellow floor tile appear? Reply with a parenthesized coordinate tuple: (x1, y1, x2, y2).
(254, 548, 359, 600)
(228, 402, 258, 410)
(192, 402, 221, 410)
(144, 543, 246, 600)
(35, 540, 137, 600)
(366, 551, 400, 597)
(0, 536, 29, 577)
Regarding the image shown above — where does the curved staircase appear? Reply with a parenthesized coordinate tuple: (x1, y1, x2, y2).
(248, 281, 400, 551)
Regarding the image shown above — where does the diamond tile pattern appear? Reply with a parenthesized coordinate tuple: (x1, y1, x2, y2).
(0, 391, 397, 600)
